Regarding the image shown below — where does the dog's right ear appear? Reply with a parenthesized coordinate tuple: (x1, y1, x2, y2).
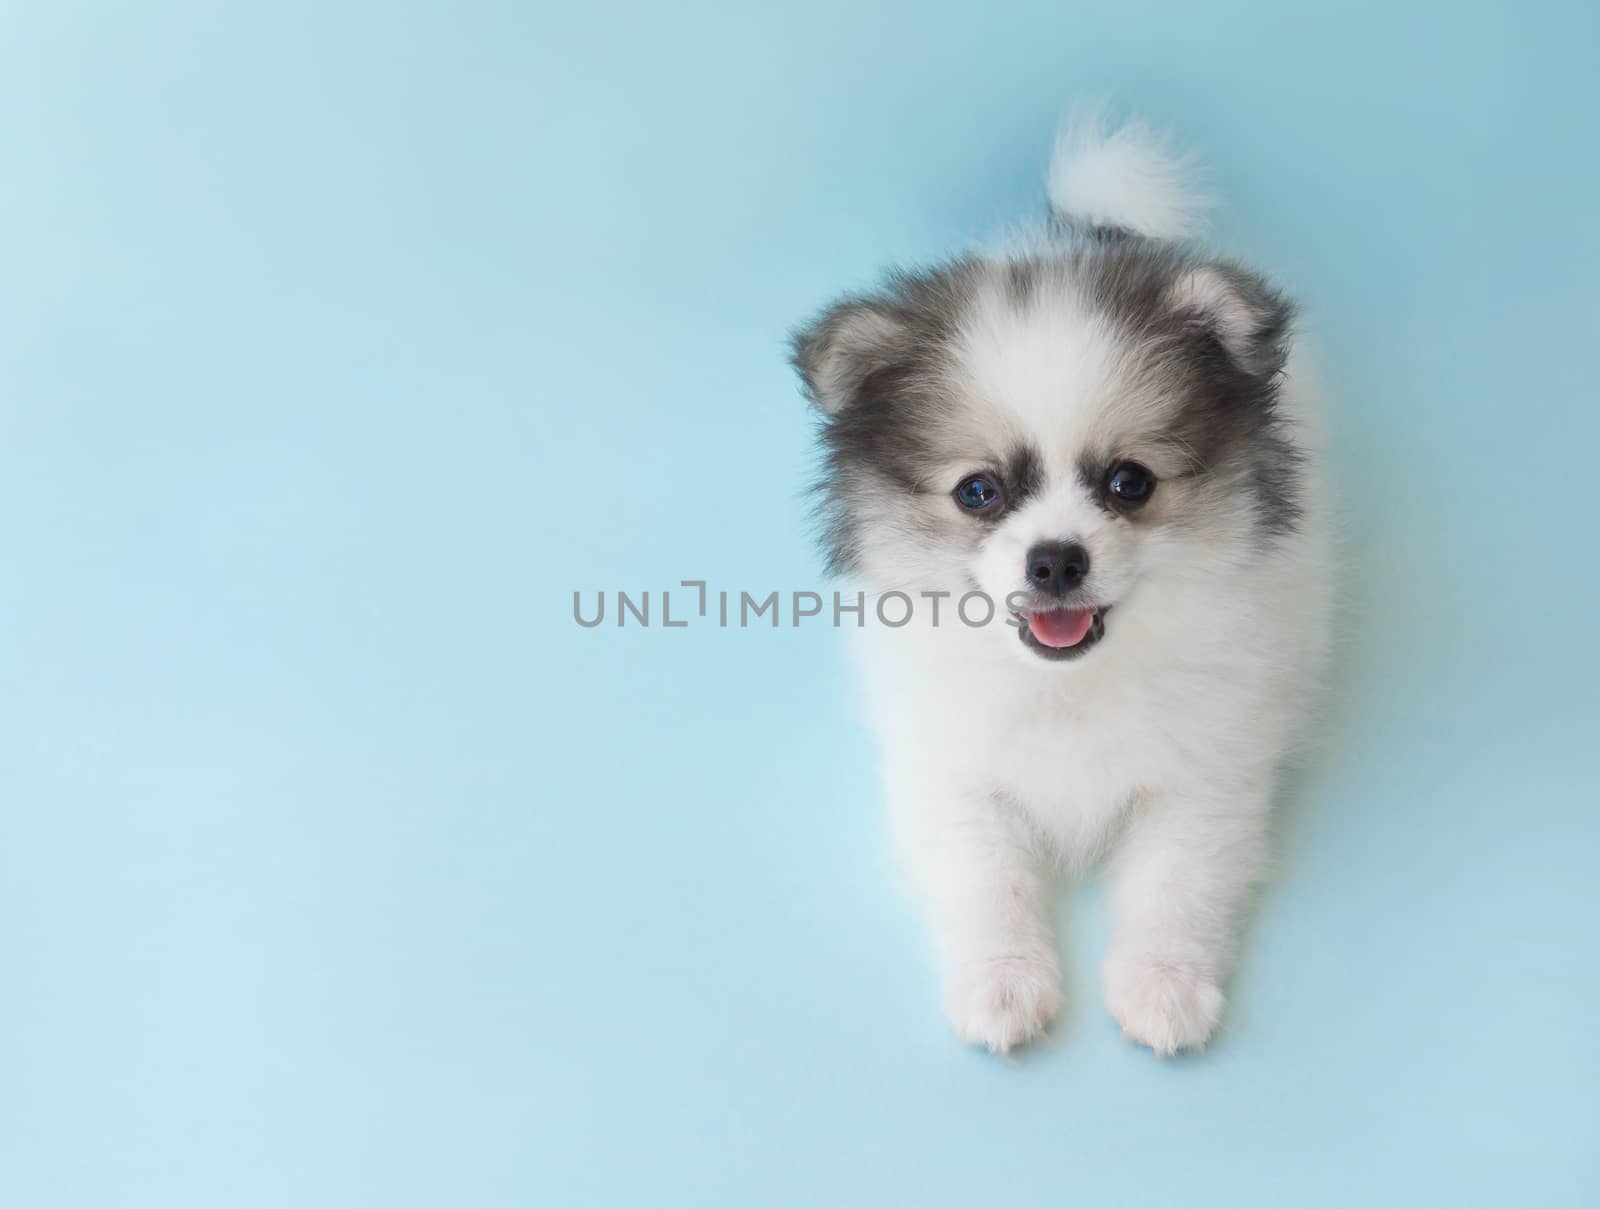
(789, 296, 911, 417)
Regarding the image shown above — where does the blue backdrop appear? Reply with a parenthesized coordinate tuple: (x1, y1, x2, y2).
(3, 3, 1597, 1206)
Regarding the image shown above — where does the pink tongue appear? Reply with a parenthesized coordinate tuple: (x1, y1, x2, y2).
(1028, 608, 1096, 649)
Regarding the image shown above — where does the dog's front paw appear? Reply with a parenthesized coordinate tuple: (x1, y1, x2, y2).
(1102, 950, 1224, 1057)
(943, 953, 1061, 1054)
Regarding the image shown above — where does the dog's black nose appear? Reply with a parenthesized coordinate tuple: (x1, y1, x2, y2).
(1025, 541, 1090, 596)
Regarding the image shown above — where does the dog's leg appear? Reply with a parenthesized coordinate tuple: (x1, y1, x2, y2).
(889, 773, 1060, 1053)
(1100, 781, 1272, 1056)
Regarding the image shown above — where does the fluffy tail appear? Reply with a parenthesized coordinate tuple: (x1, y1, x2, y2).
(1047, 112, 1211, 241)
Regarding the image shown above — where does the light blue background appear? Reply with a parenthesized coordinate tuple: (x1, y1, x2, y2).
(3, 2, 1597, 1206)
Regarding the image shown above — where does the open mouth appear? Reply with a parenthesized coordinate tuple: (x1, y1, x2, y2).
(1012, 605, 1110, 661)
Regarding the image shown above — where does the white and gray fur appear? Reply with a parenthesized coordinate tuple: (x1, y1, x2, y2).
(790, 116, 1333, 1055)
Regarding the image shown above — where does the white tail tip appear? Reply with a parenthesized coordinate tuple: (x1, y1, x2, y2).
(1047, 113, 1212, 241)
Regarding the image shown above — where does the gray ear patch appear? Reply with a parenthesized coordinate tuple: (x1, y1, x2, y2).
(790, 299, 913, 416)
(1165, 265, 1292, 378)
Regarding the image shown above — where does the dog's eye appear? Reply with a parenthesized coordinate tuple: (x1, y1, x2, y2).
(954, 474, 1003, 512)
(1107, 462, 1156, 504)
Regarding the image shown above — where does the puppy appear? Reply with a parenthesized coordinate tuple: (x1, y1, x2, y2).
(790, 118, 1333, 1056)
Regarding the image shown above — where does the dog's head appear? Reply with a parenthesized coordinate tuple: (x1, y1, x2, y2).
(791, 239, 1302, 663)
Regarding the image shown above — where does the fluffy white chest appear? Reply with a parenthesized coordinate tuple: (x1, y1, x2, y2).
(857, 621, 1170, 865)
(982, 698, 1146, 861)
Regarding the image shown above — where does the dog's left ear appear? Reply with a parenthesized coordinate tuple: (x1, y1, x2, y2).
(790, 296, 911, 417)
(1166, 264, 1294, 379)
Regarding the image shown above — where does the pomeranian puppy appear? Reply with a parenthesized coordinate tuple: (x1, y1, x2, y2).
(790, 117, 1333, 1055)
